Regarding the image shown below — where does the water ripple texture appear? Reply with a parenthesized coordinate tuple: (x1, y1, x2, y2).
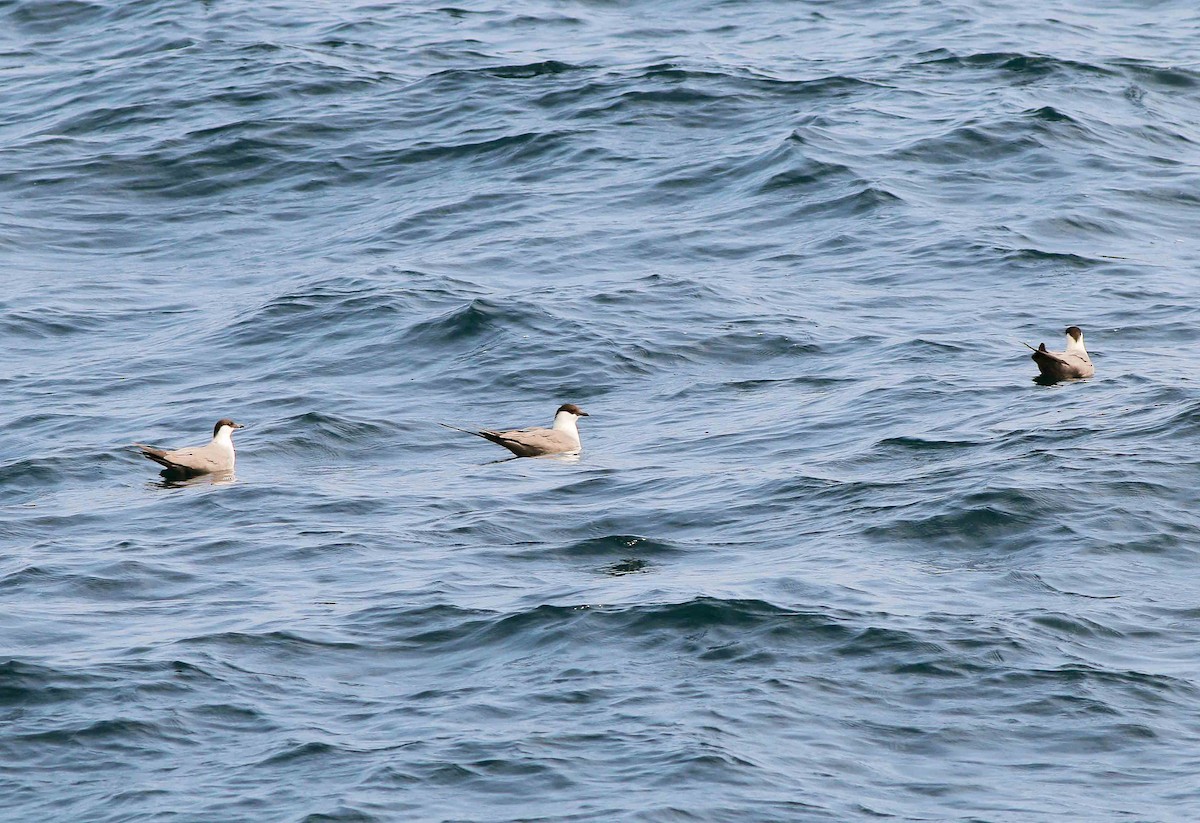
(3, 0, 1200, 820)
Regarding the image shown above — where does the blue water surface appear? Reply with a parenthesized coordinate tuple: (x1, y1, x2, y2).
(3, 0, 1200, 820)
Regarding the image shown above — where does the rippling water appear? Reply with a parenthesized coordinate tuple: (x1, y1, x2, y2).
(4, 0, 1200, 819)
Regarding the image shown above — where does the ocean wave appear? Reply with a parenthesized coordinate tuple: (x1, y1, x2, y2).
(914, 50, 1115, 80)
(5, 0, 109, 34)
(261, 411, 402, 456)
(5, 1, 1200, 819)
(862, 487, 1058, 549)
(1110, 59, 1200, 90)
(402, 297, 557, 347)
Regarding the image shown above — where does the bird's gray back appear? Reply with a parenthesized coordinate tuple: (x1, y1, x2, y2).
(163, 443, 233, 472)
(487, 426, 579, 456)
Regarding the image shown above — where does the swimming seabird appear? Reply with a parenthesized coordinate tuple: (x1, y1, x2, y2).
(135, 418, 244, 477)
(1028, 326, 1095, 380)
(441, 403, 589, 457)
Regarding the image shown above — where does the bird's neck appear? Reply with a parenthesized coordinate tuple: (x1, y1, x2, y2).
(212, 428, 235, 450)
(1066, 337, 1087, 355)
(552, 412, 579, 439)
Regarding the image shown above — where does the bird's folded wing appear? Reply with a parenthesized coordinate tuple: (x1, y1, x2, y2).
(493, 427, 576, 453)
(162, 446, 221, 471)
(1032, 348, 1070, 365)
(1053, 352, 1091, 368)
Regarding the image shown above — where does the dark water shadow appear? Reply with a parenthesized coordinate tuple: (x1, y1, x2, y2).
(482, 452, 581, 465)
(601, 557, 652, 576)
(148, 470, 237, 490)
(1033, 374, 1093, 387)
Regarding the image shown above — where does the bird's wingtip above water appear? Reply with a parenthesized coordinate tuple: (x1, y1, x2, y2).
(134, 443, 172, 466)
(438, 421, 482, 436)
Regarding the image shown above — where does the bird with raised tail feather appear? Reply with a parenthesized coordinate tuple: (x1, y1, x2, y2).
(135, 418, 244, 477)
(441, 403, 589, 457)
(1026, 326, 1095, 381)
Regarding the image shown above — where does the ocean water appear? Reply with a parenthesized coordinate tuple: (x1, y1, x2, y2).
(3, 0, 1200, 819)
